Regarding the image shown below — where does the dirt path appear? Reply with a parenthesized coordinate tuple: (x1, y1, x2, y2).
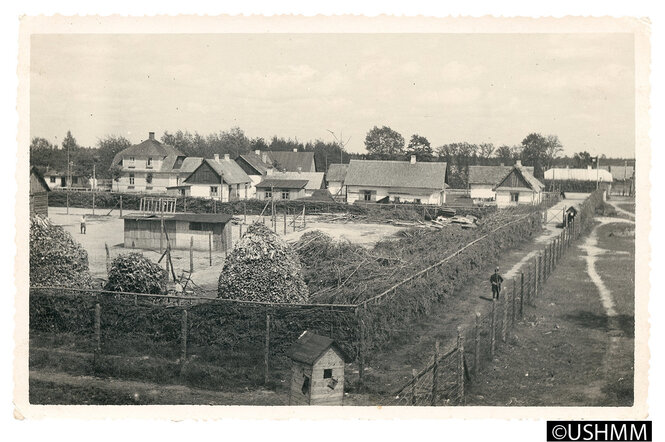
(357, 198, 586, 399)
(607, 200, 636, 219)
(29, 370, 287, 405)
(466, 217, 634, 406)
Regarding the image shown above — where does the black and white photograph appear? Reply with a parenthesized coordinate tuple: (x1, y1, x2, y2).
(14, 15, 650, 420)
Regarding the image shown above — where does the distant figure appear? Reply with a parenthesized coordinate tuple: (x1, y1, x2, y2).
(490, 266, 503, 300)
(80, 215, 86, 234)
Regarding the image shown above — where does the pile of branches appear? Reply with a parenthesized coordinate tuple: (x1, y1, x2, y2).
(104, 252, 168, 294)
(294, 231, 406, 303)
(218, 222, 309, 303)
(29, 215, 92, 288)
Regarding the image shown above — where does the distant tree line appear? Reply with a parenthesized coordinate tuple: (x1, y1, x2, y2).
(29, 126, 629, 185)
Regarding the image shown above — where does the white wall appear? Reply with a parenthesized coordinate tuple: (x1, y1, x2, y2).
(328, 181, 344, 198)
(470, 184, 495, 201)
(346, 185, 443, 205)
(496, 190, 541, 208)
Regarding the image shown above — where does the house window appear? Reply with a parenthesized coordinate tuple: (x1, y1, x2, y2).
(179, 189, 186, 196)
(265, 190, 272, 199)
(128, 156, 135, 168)
(393, 196, 401, 203)
(146, 173, 153, 184)
(189, 222, 202, 231)
(363, 190, 372, 201)
(129, 173, 135, 185)
(49, 177, 56, 183)
(281, 190, 290, 200)
(323, 369, 333, 379)
(510, 192, 519, 202)
(414, 198, 421, 204)
(301, 375, 310, 396)
(147, 157, 153, 168)
(210, 186, 219, 197)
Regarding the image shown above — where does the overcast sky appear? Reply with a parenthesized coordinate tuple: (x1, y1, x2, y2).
(30, 33, 635, 157)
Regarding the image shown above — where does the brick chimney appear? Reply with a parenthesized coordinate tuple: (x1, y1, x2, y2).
(297, 166, 302, 174)
(515, 159, 522, 167)
(293, 148, 298, 153)
(410, 155, 416, 164)
(214, 154, 220, 162)
(254, 149, 261, 155)
(224, 154, 230, 161)
(149, 132, 155, 141)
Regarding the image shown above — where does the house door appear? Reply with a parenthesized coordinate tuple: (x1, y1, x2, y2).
(61, 177, 66, 187)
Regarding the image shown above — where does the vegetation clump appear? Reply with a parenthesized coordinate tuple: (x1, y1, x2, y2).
(105, 252, 167, 294)
(29, 215, 92, 288)
(218, 222, 309, 303)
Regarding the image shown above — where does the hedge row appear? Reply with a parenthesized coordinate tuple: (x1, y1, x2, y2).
(47, 190, 494, 219)
(29, 289, 358, 387)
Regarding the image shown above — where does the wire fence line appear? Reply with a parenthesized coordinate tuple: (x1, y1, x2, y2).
(384, 205, 594, 406)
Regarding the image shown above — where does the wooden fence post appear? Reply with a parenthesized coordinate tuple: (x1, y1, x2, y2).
(511, 279, 516, 325)
(92, 191, 96, 216)
(411, 369, 417, 405)
(303, 204, 307, 229)
(457, 327, 465, 404)
(520, 272, 524, 318)
(243, 202, 246, 223)
(208, 232, 212, 267)
(105, 243, 111, 276)
(283, 209, 287, 235)
(501, 294, 508, 342)
(431, 340, 440, 406)
(189, 236, 194, 273)
(94, 303, 101, 352)
(66, 191, 70, 214)
(533, 256, 539, 303)
(490, 299, 496, 357)
(358, 307, 365, 392)
(181, 309, 188, 362)
(239, 223, 243, 237)
(264, 313, 270, 385)
(474, 312, 481, 376)
(293, 207, 297, 232)
(118, 194, 123, 218)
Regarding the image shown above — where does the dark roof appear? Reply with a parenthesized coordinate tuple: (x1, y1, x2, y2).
(344, 159, 448, 190)
(30, 167, 51, 192)
(111, 136, 183, 168)
(122, 213, 232, 223)
(326, 163, 348, 182)
(469, 165, 534, 185)
(160, 156, 204, 175)
(493, 166, 544, 191)
(236, 152, 271, 175)
(183, 158, 251, 185)
(287, 331, 348, 365)
(267, 151, 316, 172)
(255, 179, 308, 189)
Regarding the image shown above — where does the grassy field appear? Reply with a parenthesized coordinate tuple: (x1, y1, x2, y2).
(466, 219, 634, 406)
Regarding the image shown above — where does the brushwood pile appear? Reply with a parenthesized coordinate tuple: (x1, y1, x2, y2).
(105, 252, 168, 294)
(218, 222, 309, 303)
(29, 215, 93, 288)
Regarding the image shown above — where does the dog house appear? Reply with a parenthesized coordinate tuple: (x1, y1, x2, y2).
(287, 331, 348, 406)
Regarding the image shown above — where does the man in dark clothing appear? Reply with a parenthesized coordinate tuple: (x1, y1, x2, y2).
(490, 266, 503, 300)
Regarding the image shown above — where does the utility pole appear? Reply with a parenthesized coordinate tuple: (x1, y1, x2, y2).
(327, 129, 351, 165)
(596, 155, 600, 190)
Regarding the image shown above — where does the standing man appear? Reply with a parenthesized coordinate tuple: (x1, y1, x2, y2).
(80, 214, 87, 234)
(490, 266, 503, 300)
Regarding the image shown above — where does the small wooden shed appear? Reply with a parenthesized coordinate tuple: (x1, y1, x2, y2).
(122, 213, 233, 251)
(564, 206, 578, 227)
(30, 167, 50, 217)
(287, 331, 348, 406)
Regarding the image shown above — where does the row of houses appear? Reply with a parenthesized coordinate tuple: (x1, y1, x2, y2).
(108, 132, 325, 202)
